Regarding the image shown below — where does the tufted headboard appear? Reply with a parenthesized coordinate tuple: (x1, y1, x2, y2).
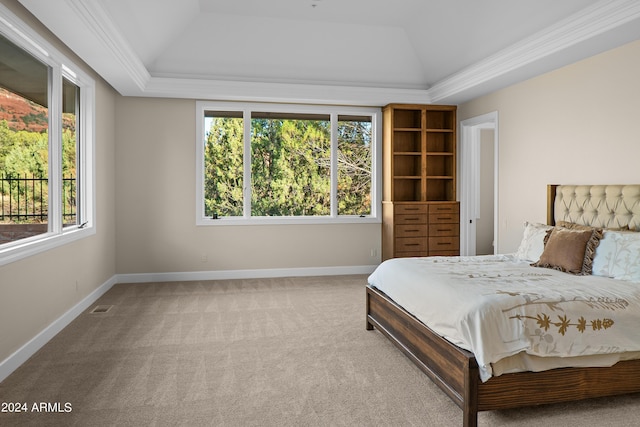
(547, 184, 640, 230)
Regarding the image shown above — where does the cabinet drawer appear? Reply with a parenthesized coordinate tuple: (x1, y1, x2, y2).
(395, 204, 428, 214)
(428, 249, 459, 257)
(429, 223, 459, 237)
(395, 214, 427, 225)
(429, 212, 459, 224)
(395, 251, 428, 258)
(428, 203, 459, 214)
(396, 224, 427, 238)
(428, 236, 460, 251)
(396, 237, 427, 252)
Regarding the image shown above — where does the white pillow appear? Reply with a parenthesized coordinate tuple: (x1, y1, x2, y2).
(592, 230, 640, 281)
(515, 222, 553, 262)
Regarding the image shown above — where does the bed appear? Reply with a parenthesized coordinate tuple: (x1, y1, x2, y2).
(366, 184, 640, 426)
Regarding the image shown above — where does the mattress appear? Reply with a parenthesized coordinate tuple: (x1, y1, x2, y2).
(368, 254, 640, 382)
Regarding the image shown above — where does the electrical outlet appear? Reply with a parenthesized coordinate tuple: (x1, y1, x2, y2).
(200, 253, 208, 263)
(370, 248, 378, 257)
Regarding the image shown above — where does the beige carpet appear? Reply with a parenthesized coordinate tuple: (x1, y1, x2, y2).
(1, 275, 639, 427)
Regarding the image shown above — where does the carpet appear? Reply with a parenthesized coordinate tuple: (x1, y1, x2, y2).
(1, 275, 639, 426)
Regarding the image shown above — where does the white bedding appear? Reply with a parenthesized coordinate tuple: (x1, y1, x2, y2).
(368, 254, 640, 382)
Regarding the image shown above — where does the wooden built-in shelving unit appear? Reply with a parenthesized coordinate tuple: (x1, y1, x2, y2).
(382, 104, 459, 260)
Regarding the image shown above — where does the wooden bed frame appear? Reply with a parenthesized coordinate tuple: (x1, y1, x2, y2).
(366, 184, 640, 426)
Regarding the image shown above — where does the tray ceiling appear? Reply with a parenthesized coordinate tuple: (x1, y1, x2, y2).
(16, 0, 640, 105)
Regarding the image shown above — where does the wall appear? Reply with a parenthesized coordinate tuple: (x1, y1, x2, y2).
(476, 129, 494, 255)
(0, 0, 117, 366)
(458, 40, 640, 253)
(114, 97, 381, 275)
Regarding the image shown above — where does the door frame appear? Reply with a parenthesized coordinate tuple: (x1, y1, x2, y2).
(459, 111, 499, 255)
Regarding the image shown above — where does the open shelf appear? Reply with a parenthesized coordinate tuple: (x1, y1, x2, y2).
(426, 179, 455, 201)
(425, 109, 455, 130)
(384, 104, 456, 203)
(393, 178, 422, 201)
(426, 132, 454, 153)
(394, 153, 422, 177)
(426, 154, 454, 178)
(393, 130, 422, 152)
(393, 108, 422, 129)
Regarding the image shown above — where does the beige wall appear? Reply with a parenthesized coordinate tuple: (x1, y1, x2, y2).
(459, 40, 640, 253)
(114, 97, 381, 274)
(476, 129, 495, 255)
(0, 0, 117, 363)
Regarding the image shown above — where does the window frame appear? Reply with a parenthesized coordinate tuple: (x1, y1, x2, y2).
(196, 101, 381, 226)
(0, 4, 96, 266)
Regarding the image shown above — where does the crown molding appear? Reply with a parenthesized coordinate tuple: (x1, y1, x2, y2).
(427, 0, 640, 103)
(143, 76, 432, 106)
(64, 0, 150, 91)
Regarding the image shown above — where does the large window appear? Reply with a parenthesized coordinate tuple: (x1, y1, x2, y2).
(0, 5, 95, 265)
(197, 102, 380, 225)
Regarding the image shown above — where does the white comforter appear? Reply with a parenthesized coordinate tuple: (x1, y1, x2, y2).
(368, 254, 640, 382)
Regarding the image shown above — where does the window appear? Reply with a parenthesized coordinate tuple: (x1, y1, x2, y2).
(0, 5, 95, 265)
(62, 77, 80, 227)
(197, 102, 380, 225)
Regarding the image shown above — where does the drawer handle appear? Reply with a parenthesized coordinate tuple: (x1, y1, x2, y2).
(436, 217, 451, 221)
(404, 243, 421, 247)
(436, 242, 451, 246)
(406, 229, 420, 232)
(405, 217, 420, 221)
(404, 208, 420, 211)
(437, 229, 450, 232)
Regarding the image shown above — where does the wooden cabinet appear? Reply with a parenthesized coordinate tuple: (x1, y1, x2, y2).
(382, 104, 459, 260)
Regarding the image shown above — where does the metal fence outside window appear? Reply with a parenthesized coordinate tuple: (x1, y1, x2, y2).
(0, 173, 76, 223)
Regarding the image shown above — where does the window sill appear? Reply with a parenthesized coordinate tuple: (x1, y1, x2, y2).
(0, 226, 95, 267)
(196, 216, 380, 226)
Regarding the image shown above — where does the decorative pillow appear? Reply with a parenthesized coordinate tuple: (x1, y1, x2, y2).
(514, 222, 553, 262)
(592, 230, 640, 281)
(532, 227, 603, 275)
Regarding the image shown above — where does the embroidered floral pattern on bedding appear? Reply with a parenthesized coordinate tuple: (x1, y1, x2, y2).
(510, 313, 614, 336)
(501, 290, 627, 340)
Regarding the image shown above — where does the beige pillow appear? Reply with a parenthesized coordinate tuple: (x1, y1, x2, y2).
(532, 227, 603, 275)
(514, 222, 553, 262)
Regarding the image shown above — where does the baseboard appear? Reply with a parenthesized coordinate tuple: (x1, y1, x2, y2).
(116, 264, 378, 284)
(0, 275, 118, 383)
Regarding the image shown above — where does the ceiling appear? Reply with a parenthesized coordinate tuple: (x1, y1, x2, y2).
(17, 0, 640, 105)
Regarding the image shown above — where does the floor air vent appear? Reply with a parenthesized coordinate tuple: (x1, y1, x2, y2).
(90, 305, 113, 314)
